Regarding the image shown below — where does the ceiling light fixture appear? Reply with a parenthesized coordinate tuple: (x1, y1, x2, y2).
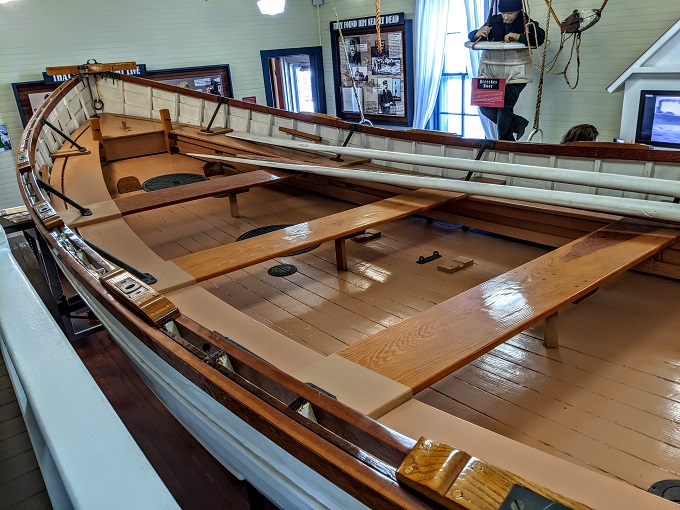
(257, 0, 285, 15)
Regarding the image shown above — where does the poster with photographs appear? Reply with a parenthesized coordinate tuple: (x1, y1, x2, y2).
(332, 14, 411, 124)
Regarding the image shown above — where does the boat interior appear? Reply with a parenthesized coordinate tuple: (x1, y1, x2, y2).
(11, 72, 680, 508)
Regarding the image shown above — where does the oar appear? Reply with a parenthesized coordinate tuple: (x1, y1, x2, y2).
(188, 153, 680, 224)
(225, 131, 680, 199)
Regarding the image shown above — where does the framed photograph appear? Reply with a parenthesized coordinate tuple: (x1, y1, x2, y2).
(330, 13, 413, 125)
(0, 124, 12, 152)
(145, 64, 233, 98)
(13, 64, 233, 126)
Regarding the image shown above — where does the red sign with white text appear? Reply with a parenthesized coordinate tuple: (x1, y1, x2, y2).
(471, 78, 506, 108)
(241, 96, 257, 104)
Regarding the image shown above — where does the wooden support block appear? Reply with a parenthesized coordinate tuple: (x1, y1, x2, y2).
(228, 194, 239, 218)
(437, 256, 473, 274)
(90, 117, 107, 163)
(51, 149, 91, 159)
(451, 256, 473, 268)
(198, 127, 233, 136)
(335, 238, 347, 271)
(159, 108, 175, 155)
(544, 311, 559, 348)
(117, 176, 142, 194)
(351, 229, 381, 243)
(278, 126, 322, 141)
(437, 263, 464, 274)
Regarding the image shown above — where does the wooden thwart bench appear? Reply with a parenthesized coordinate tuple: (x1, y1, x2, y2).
(60, 169, 294, 227)
(114, 169, 294, 216)
(171, 188, 463, 282)
(336, 219, 680, 393)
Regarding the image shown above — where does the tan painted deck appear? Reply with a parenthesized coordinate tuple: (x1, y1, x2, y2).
(88, 151, 680, 492)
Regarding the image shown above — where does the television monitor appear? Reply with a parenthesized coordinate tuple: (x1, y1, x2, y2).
(635, 90, 680, 149)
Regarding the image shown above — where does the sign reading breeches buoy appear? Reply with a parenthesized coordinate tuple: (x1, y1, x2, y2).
(471, 78, 506, 108)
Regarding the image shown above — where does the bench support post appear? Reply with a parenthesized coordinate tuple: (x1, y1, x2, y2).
(544, 312, 559, 348)
(228, 194, 239, 218)
(335, 238, 347, 271)
(90, 117, 107, 164)
(159, 109, 175, 155)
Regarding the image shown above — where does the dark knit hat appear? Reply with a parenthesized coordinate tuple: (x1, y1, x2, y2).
(498, 0, 522, 12)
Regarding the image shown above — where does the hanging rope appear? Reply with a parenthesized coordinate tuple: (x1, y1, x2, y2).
(375, 0, 382, 53)
(330, 0, 368, 124)
(525, 0, 550, 142)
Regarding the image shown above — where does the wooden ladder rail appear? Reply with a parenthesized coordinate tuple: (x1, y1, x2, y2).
(335, 219, 680, 394)
(171, 188, 464, 282)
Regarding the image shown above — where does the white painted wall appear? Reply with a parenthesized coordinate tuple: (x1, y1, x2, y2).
(0, 0, 677, 209)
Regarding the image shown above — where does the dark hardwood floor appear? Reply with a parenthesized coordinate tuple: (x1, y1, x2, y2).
(72, 330, 278, 510)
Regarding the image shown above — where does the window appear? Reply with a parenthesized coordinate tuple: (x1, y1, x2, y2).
(434, 0, 484, 138)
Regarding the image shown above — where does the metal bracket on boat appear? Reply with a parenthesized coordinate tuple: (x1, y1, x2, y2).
(201, 96, 230, 134)
(416, 251, 442, 265)
(331, 123, 363, 162)
(81, 238, 156, 285)
(465, 139, 496, 181)
(289, 397, 319, 424)
(40, 118, 89, 153)
(204, 350, 234, 372)
(36, 178, 92, 217)
(100, 268, 179, 326)
(32, 200, 64, 230)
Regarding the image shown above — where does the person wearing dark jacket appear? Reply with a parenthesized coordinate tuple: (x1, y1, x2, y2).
(469, 0, 545, 141)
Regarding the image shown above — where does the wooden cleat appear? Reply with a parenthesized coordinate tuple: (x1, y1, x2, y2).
(351, 229, 381, 243)
(438, 257, 473, 274)
(437, 263, 463, 274)
(452, 256, 474, 268)
(199, 127, 233, 136)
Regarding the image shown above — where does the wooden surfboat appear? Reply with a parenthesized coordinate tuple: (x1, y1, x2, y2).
(15, 69, 680, 509)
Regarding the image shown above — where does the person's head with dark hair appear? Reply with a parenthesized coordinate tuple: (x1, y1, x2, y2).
(561, 124, 599, 144)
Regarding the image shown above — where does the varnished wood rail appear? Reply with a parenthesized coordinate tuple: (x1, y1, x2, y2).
(172, 188, 463, 281)
(337, 219, 680, 393)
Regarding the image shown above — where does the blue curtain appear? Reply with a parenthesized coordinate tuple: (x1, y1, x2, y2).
(464, 0, 498, 139)
(412, 0, 450, 129)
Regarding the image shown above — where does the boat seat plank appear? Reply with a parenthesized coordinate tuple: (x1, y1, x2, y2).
(114, 169, 295, 216)
(336, 220, 680, 393)
(171, 188, 463, 282)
